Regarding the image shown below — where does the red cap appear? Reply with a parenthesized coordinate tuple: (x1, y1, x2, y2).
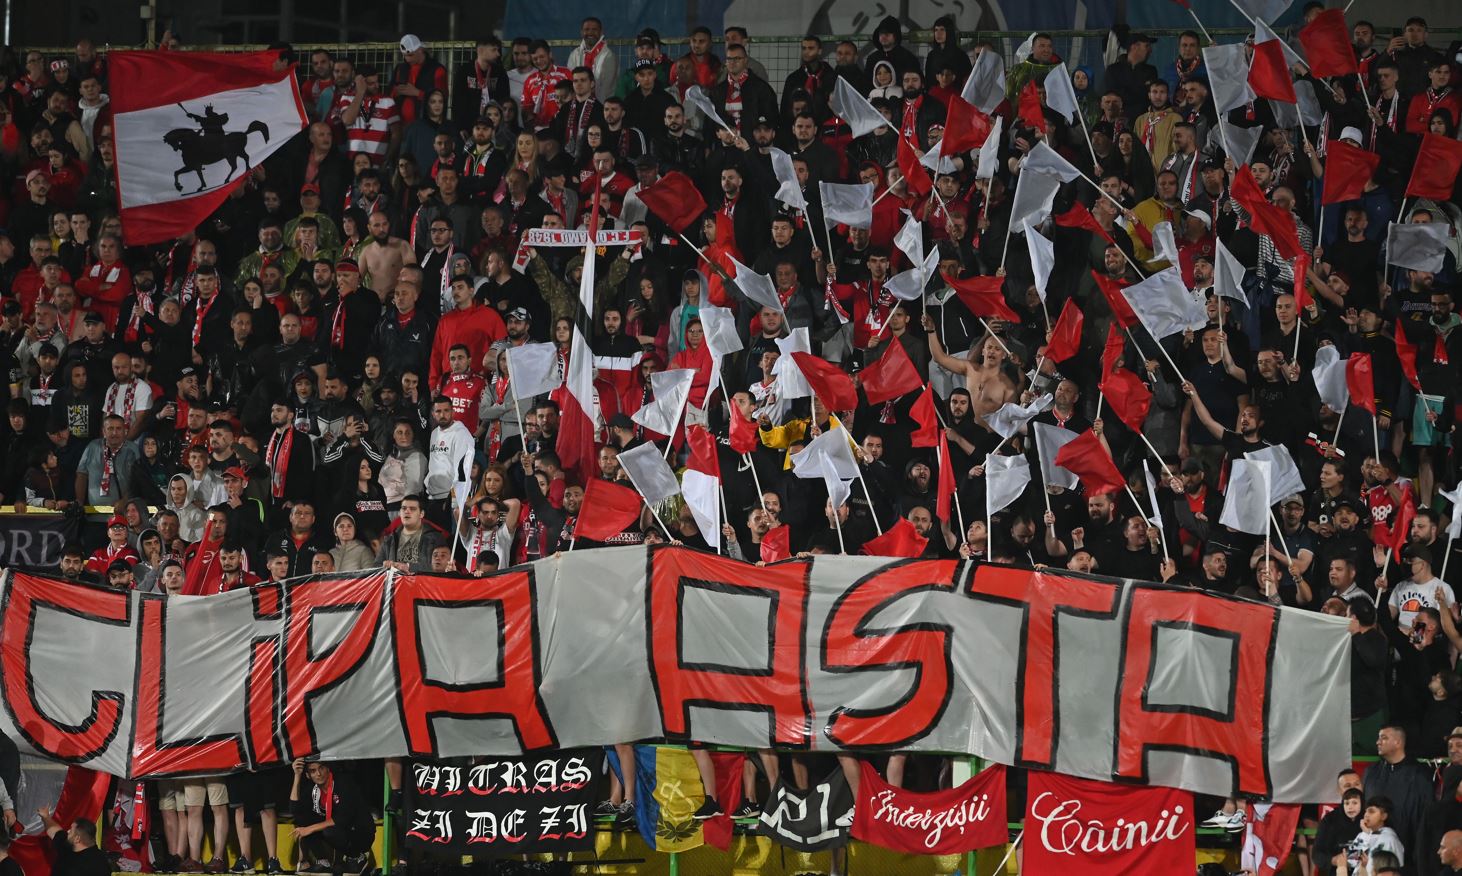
(335, 259, 360, 274)
(107, 514, 126, 528)
(300, 182, 321, 195)
(222, 466, 249, 481)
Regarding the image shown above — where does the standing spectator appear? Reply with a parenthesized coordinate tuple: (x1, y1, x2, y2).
(339, 66, 400, 167)
(567, 17, 616, 101)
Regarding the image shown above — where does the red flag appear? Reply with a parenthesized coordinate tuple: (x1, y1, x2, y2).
(181, 519, 216, 595)
(853, 762, 1007, 854)
(760, 524, 791, 562)
(1298, 9, 1358, 77)
(1292, 253, 1312, 310)
(1321, 138, 1381, 205)
(1438, 333, 1451, 367)
(1054, 201, 1115, 245)
(945, 273, 1022, 323)
(1045, 298, 1085, 362)
(1090, 270, 1139, 328)
(728, 400, 759, 454)
(1100, 368, 1153, 432)
(555, 384, 601, 484)
(1394, 322, 1422, 391)
(637, 171, 710, 234)
(861, 516, 929, 558)
(860, 339, 923, 404)
(937, 430, 956, 522)
(940, 95, 993, 156)
(1017, 80, 1047, 133)
(1406, 133, 1462, 201)
(1101, 323, 1125, 377)
(1247, 804, 1302, 876)
(1054, 429, 1126, 495)
(1024, 773, 1195, 875)
(573, 478, 643, 541)
(897, 133, 933, 198)
(1385, 489, 1416, 561)
(791, 351, 858, 412)
(686, 424, 721, 478)
(1345, 353, 1375, 414)
(700, 751, 746, 850)
(10, 767, 114, 876)
(110, 51, 308, 245)
(1248, 37, 1297, 103)
(910, 385, 939, 447)
(1232, 164, 1303, 260)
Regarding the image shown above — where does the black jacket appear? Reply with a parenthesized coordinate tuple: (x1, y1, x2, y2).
(372, 307, 437, 380)
(51, 834, 111, 876)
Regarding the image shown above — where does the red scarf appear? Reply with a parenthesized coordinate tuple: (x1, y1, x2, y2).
(99, 443, 120, 494)
(823, 274, 850, 324)
(191, 292, 218, 346)
(105, 380, 140, 425)
(331, 291, 350, 348)
(583, 39, 606, 71)
(265, 428, 295, 499)
(125, 291, 155, 343)
(314, 776, 334, 820)
(487, 376, 509, 459)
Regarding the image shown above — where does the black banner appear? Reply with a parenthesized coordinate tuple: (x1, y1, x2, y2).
(404, 752, 603, 856)
(756, 769, 853, 851)
(0, 514, 80, 570)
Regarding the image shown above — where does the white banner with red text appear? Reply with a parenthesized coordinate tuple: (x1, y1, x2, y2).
(0, 548, 1349, 802)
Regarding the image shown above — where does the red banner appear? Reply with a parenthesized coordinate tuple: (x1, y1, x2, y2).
(851, 762, 1007, 854)
(1024, 772, 1194, 874)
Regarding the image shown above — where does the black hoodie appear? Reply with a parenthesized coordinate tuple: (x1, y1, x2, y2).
(924, 15, 971, 85)
(864, 16, 920, 83)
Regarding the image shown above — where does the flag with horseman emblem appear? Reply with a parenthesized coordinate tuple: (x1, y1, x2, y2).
(109, 51, 307, 244)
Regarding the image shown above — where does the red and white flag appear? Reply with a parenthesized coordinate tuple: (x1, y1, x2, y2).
(110, 51, 307, 245)
(1024, 771, 1194, 875)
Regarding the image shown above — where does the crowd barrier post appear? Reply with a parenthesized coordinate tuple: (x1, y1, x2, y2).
(382, 767, 394, 874)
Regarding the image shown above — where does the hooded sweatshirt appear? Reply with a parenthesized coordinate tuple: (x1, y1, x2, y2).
(863, 16, 920, 84)
(163, 474, 207, 542)
(923, 15, 972, 86)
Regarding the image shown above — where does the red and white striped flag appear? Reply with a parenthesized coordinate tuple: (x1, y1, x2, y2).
(110, 51, 307, 244)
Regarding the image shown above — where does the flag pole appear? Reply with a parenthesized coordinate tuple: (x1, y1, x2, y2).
(646, 497, 676, 541)
(976, 316, 1013, 356)
(1443, 530, 1455, 579)
(1372, 410, 1381, 462)
(857, 474, 884, 535)
(718, 483, 731, 556)
(1189, 7, 1216, 45)
(832, 502, 847, 554)
(1075, 110, 1100, 172)
(1135, 431, 1177, 484)
(1268, 509, 1292, 560)
(743, 453, 768, 511)
(508, 377, 526, 459)
(1331, 399, 1347, 455)
(1124, 482, 1169, 560)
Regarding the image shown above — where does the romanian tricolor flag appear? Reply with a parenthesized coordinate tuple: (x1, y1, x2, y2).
(610, 745, 745, 851)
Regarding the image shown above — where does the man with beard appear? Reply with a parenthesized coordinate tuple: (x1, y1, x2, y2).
(316, 259, 379, 384)
(1182, 383, 1270, 466)
(262, 502, 332, 578)
(262, 398, 316, 516)
(593, 306, 645, 416)
(622, 60, 675, 140)
(481, 257, 545, 334)
(652, 103, 703, 179)
(897, 70, 945, 143)
(357, 211, 413, 301)
(460, 115, 506, 202)
(252, 313, 316, 399)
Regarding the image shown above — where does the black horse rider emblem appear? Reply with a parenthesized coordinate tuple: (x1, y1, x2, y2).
(164, 102, 270, 193)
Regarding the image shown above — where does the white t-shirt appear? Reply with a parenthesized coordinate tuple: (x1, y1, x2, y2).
(1388, 576, 1452, 629)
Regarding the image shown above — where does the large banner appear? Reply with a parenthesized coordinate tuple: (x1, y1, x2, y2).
(852, 762, 1007, 854)
(1023, 771, 1195, 874)
(0, 547, 1350, 802)
(0, 513, 79, 568)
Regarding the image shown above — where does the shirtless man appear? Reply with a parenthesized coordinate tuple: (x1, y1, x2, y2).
(922, 313, 1019, 422)
(356, 211, 413, 303)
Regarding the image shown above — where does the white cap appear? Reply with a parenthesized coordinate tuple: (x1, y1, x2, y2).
(1186, 209, 1212, 229)
(400, 34, 423, 53)
(1339, 126, 1363, 145)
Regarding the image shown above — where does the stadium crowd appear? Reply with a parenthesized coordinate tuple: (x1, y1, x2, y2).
(2, 4, 1462, 874)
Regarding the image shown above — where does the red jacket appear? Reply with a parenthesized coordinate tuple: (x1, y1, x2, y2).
(430, 303, 507, 388)
(75, 259, 132, 331)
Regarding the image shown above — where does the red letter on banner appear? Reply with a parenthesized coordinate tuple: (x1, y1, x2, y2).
(281, 576, 385, 760)
(392, 572, 555, 753)
(965, 566, 1121, 768)
(823, 559, 960, 749)
(649, 547, 812, 747)
(1114, 586, 1276, 797)
(131, 595, 246, 775)
(0, 573, 130, 761)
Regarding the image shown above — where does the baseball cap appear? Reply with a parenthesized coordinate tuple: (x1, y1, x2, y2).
(1185, 209, 1212, 229)
(633, 58, 656, 71)
(507, 307, 531, 322)
(222, 465, 249, 481)
(473, 115, 495, 129)
(400, 34, 423, 53)
(634, 153, 660, 169)
(636, 36, 656, 48)
(82, 311, 104, 325)
(1332, 495, 1362, 514)
(1280, 493, 1305, 508)
(300, 182, 320, 195)
(753, 114, 775, 129)
(608, 413, 635, 431)
(1408, 545, 1435, 567)
(106, 558, 132, 574)
(1339, 126, 1364, 145)
(335, 258, 359, 274)
(178, 366, 198, 380)
(24, 169, 44, 184)
(1200, 156, 1225, 172)
(107, 514, 126, 528)
(36, 343, 58, 358)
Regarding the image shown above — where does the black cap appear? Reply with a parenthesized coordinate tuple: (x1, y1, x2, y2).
(1332, 495, 1362, 513)
(1, 300, 18, 316)
(473, 115, 495, 128)
(106, 558, 132, 574)
(633, 58, 655, 71)
(608, 413, 634, 431)
(633, 153, 659, 169)
(82, 311, 104, 325)
(36, 342, 58, 357)
(1407, 545, 1435, 568)
(753, 114, 775, 129)
(178, 366, 198, 379)
(1201, 156, 1224, 172)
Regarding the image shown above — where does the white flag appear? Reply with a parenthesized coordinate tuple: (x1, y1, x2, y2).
(1009, 169, 1064, 235)
(772, 328, 812, 400)
(920, 142, 958, 174)
(984, 393, 1054, 439)
(1204, 43, 1257, 114)
(1295, 80, 1324, 126)
(819, 181, 875, 230)
(1025, 220, 1056, 302)
(631, 369, 696, 435)
(1022, 141, 1083, 183)
(699, 303, 743, 359)
(681, 467, 722, 551)
(1312, 345, 1350, 413)
(976, 116, 1004, 180)
(505, 341, 561, 398)
(618, 442, 683, 505)
(820, 453, 852, 510)
(1152, 221, 1181, 266)
(1219, 458, 1273, 536)
(962, 49, 1007, 115)
(728, 256, 785, 316)
(986, 454, 1032, 518)
(1033, 422, 1081, 490)
(684, 85, 733, 133)
(1042, 66, 1080, 123)
(792, 425, 861, 482)
(830, 76, 887, 138)
(1218, 117, 1263, 166)
(1246, 444, 1307, 502)
(1122, 267, 1207, 339)
(1143, 466, 1165, 530)
(1229, 0, 1291, 22)
(1387, 222, 1450, 273)
(1440, 483, 1462, 539)
(885, 248, 941, 301)
(894, 214, 924, 268)
(1013, 32, 1038, 65)
(768, 147, 807, 213)
(1214, 238, 1249, 303)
